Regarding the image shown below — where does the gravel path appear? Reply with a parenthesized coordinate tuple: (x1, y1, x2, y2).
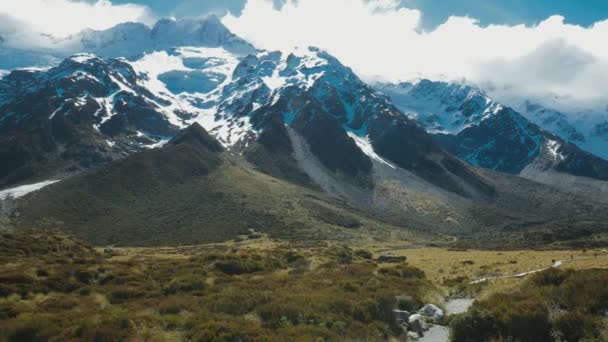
(470, 260, 563, 284)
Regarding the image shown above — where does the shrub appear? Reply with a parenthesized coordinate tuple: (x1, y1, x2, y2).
(108, 288, 146, 304)
(39, 296, 78, 312)
(162, 275, 205, 295)
(76, 321, 131, 342)
(215, 258, 264, 275)
(35, 269, 49, 277)
(0, 304, 19, 319)
(188, 320, 269, 342)
(551, 311, 600, 342)
(378, 265, 425, 279)
(158, 295, 192, 315)
(529, 268, 574, 287)
(451, 269, 608, 342)
(354, 249, 373, 260)
(74, 270, 94, 284)
(1, 316, 58, 342)
(257, 301, 306, 328)
(450, 308, 495, 342)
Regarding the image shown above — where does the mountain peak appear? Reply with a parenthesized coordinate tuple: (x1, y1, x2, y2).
(202, 14, 223, 27)
(169, 123, 224, 152)
(66, 53, 101, 65)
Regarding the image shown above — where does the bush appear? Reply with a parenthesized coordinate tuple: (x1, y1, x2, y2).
(158, 295, 192, 315)
(378, 265, 425, 279)
(529, 267, 574, 287)
(76, 321, 131, 342)
(354, 249, 373, 260)
(450, 308, 495, 342)
(162, 275, 205, 295)
(108, 288, 146, 304)
(0, 304, 19, 319)
(451, 269, 608, 342)
(215, 258, 265, 275)
(188, 320, 270, 342)
(1, 316, 58, 342)
(551, 311, 600, 342)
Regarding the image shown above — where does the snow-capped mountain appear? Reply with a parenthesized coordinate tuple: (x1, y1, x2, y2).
(0, 53, 185, 187)
(73, 15, 256, 59)
(0, 15, 256, 70)
(375, 80, 608, 193)
(1, 34, 499, 206)
(374, 80, 501, 135)
(4, 17, 608, 243)
(514, 101, 608, 160)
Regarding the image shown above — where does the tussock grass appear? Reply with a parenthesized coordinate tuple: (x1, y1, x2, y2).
(0, 230, 438, 341)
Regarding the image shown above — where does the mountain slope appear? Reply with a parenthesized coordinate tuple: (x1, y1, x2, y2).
(0, 47, 496, 201)
(0, 54, 184, 187)
(13, 123, 428, 246)
(375, 80, 608, 195)
(2, 38, 608, 247)
(516, 100, 608, 161)
(10, 122, 608, 248)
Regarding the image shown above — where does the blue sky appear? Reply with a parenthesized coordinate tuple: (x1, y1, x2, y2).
(113, 0, 608, 29)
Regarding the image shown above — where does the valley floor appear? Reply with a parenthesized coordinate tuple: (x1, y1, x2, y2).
(1, 231, 607, 341)
(103, 237, 608, 292)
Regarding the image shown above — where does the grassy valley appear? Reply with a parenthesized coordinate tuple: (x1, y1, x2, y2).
(0, 230, 439, 341)
(1, 230, 607, 341)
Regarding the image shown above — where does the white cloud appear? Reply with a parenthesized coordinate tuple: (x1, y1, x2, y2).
(223, 0, 608, 110)
(0, 0, 152, 38)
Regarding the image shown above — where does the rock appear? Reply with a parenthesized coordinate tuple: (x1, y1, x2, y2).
(408, 313, 425, 338)
(103, 248, 114, 254)
(377, 253, 407, 263)
(393, 309, 411, 323)
(418, 304, 444, 321)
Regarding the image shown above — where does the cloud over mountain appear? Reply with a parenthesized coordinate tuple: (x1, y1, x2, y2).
(224, 0, 608, 110)
(0, 0, 152, 38)
(1, 0, 607, 112)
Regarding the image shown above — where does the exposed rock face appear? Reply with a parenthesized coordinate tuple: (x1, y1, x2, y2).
(376, 80, 608, 192)
(0, 54, 181, 187)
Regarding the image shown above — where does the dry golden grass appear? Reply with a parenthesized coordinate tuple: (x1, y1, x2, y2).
(101, 239, 608, 292)
(360, 245, 608, 298)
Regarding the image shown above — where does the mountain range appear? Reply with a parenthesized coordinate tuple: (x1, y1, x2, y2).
(375, 81, 608, 197)
(1, 16, 607, 248)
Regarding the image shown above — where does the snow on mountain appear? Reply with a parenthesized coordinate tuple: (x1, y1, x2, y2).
(0, 51, 191, 187)
(0, 180, 59, 200)
(0, 45, 496, 199)
(375, 79, 608, 187)
(514, 100, 608, 160)
(72, 15, 257, 60)
(0, 15, 257, 71)
(123, 46, 392, 148)
(374, 80, 502, 134)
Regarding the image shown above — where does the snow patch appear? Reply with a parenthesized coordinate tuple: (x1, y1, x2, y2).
(545, 139, 565, 161)
(49, 104, 65, 119)
(347, 132, 396, 169)
(376, 80, 500, 135)
(262, 70, 286, 91)
(69, 53, 98, 64)
(145, 139, 170, 149)
(16, 66, 52, 73)
(0, 180, 60, 200)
